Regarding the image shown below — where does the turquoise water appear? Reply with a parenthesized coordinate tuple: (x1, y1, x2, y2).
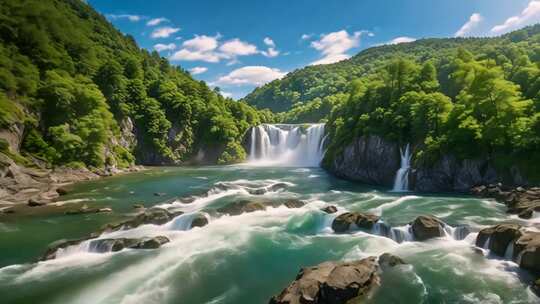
(0, 166, 538, 303)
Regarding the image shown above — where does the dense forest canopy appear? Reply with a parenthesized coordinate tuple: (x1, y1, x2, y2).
(0, 0, 268, 169)
(244, 25, 540, 180)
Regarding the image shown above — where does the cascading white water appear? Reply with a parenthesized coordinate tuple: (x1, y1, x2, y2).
(248, 124, 326, 167)
(392, 144, 412, 192)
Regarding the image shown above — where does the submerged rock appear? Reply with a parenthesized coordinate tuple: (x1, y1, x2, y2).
(514, 231, 540, 272)
(217, 200, 266, 216)
(321, 205, 338, 214)
(64, 206, 112, 215)
(102, 208, 183, 232)
(378, 253, 407, 269)
(190, 214, 209, 228)
(269, 257, 380, 304)
(27, 198, 46, 207)
(41, 234, 99, 260)
(331, 212, 380, 233)
(476, 224, 522, 256)
(410, 215, 444, 241)
(217, 199, 305, 216)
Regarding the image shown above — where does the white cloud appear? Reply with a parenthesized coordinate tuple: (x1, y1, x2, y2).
(170, 49, 222, 62)
(189, 67, 208, 75)
(147, 17, 168, 26)
(170, 35, 222, 62)
(214, 66, 286, 86)
(221, 91, 233, 98)
(107, 14, 143, 22)
(455, 13, 483, 37)
(219, 39, 259, 57)
(153, 43, 176, 52)
(492, 0, 540, 34)
(301, 34, 313, 40)
(151, 26, 180, 38)
(310, 30, 365, 65)
(262, 37, 280, 58)
(387, 36, 417, 44)
(263, 37, 275, 48)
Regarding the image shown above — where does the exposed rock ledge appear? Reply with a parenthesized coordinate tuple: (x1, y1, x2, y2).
(0, 152, 143, 208)
(323, 135, 528, 192)
(269, 253, 406, 304)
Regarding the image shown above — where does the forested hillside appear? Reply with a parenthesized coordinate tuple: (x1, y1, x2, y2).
(0, 0, 267, 170)
(245, 25, 540, 182)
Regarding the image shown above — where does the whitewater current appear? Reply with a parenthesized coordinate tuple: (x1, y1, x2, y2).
(0, 124, 538, 303)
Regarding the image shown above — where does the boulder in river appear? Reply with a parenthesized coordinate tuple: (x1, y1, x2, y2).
(514, 231, 540, 272)
(56, 187, 68, 196)
(103, 208, 183, 232)
(217, 200, 267, 216)
(475, 224, 522, 256)
(331, 212, 380, 233)
(269, 256, 380, 304)
(190, 214, 209, 228)
(378, 253, 407, 269)
(27, 198, 46, 207)
(321, 205, 338, 214)
(410, 215, 445, 241)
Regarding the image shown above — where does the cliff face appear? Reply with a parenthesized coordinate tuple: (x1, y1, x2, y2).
(324, 135, 528, 192)
(323, 135, 401, 187)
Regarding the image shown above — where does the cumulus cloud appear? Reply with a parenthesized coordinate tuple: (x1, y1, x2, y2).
(151, 26, 180, 38)
(147, 17, 168, 26)
(189, 67, 208, 75)
(387, 36, 417, 44)
(310, 30, 367, 65)
(213, 66, 286, 86)
(491, 0, 540, 34)
(107, 14, 143, 22)
(170, 35, 263, 63)
(221, 91, 233, 98)
(455, 13, 483, 37)
(301, 34, 313, 40)
(219, 39, 259, 57)
(170, 34, 222, 62)
(261, 37, 280, 58)
(153, 43, 176, 52)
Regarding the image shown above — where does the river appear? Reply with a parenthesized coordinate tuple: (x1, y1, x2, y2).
(0, 124, 538, 303)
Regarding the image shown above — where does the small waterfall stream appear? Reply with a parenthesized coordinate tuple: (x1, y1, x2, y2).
(392, 144, 412, 192)
(247, 124, 326, 167)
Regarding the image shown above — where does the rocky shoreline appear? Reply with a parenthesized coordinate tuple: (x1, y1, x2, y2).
(0, 152, 143, 212)
(471, 183, 540, 219)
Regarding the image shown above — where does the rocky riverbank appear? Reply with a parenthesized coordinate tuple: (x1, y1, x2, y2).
(323, 135, 531, 192)
(471, 184, 540, 219)
(0, 152, 143, 212)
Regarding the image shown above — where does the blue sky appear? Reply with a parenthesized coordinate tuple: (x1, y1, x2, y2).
(88, 0, 538, 99)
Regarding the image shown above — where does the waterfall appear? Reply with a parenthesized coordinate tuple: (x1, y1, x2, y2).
(247, 124, 326, 167)
(392, 144, 412, 192)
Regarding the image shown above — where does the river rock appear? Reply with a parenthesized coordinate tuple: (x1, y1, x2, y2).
(281, 198, 305, 209)
(154, 192, 166, 196)
(269, 257, 380, 304)
(410, 215, 445, 241)
(475, 224, 522, 256)
(190, 214, 209, 228)
(56, 187, 69, 195)
(64, 206, 112, 215)
(321, 205, 338, 214)
(90, 236, 170, 252)
(378, 253, 407, 268)
(217, 200, 267, 216)
(514, 231, 540, 272)
(103, 208, 183, 232)
(41, 234, 99, 260)
(331, 212, 380, 233)
(27, 198, 46, 207)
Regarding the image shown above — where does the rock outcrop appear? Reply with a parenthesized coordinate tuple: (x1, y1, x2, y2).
(514, 232, 540, 272)
(471, 184, 540, 219)
(102, 208, 183, 232)
(190, 214, 209, 228)
(331, 212, 380, 233)
(323, 135, 400, 187)
(217, 199, 305, 216)
(269, 257, 380, 304)
(410, 215, 445, 241)
(476, 224, 522, 256)
(321, 205, 338, 214)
